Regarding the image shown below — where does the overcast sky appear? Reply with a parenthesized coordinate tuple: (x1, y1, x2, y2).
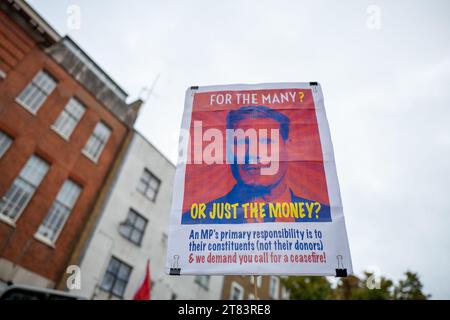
(28, 0, 450, 298)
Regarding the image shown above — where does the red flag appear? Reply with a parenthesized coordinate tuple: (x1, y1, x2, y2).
(133, 259, 151, 300)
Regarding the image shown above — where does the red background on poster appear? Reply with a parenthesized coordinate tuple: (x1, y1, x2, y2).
(182, 88, 329, 213)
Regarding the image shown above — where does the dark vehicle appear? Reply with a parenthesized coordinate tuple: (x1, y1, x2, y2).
(0, 285, 87, 300)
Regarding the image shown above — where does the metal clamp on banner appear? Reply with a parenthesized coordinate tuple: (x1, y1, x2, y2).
(190, 86, 199, 96)
(335, 255, 347, 277)
(169, 255, 181, 275)
(309, 82, 319, 93)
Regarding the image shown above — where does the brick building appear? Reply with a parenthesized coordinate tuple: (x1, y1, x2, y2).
(222, 275, 290, 300)
(0, 0, 140, 289)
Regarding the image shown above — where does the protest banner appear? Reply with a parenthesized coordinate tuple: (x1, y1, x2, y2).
(166, 82, 352, 276)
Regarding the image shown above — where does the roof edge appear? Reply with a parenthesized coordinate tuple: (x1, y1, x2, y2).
(7, 0, 61, 43)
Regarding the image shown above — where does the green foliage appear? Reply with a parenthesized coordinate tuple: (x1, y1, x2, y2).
(282, 276, 334, 300)
(335, 272, 393, 300)
(393, 271, 429, 300)
(282, 270, 429, 300)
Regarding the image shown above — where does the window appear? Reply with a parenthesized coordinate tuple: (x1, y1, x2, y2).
(0, 155, 49, 223)
(52, 98, 86, 139)
(16, 70, 56, 114)
(100, 257, 132, 298)
(36, 179, 82, 243)
(0, 131, 12, 158)
(230, 282, 244, 300)
(281, 286, 290, 300)
(195, 275, 210, 290)
(82, 121, 111, 162)
(269, 276, 280, 299)
(119, 209, 147, 246)
(250, 275, 262, 288)
(137, 169, 160, 201)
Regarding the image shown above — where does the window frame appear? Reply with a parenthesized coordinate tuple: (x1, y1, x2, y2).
(0, 155, 49, 225)
(281, 285, 290, 300)
(35, 179, 82, 245)
(136, 168, 161, 202)
(119, 208, 148, 246)
(15, 70, 57, 115)
(230, 281, 244, 300)
(82, 121, 112, 163)
(51, 97, 86, 140)
(100, 256, 133, 299)
(250, 275, 262, 288)
(0, 131, 13, 158)
(194, 275, 210, 291)
(269, 276, 280, 299)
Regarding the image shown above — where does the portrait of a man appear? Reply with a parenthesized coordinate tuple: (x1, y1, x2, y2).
(181, 106, 331, 224)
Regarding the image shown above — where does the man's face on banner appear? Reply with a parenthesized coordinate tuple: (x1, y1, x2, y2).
(232, 117, 288, 188)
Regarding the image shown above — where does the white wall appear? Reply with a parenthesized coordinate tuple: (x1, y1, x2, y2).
(0, 258, 54, 288)
(73, 132, 223, 300)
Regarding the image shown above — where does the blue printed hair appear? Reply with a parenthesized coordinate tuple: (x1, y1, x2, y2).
(226, 106, 290, 141)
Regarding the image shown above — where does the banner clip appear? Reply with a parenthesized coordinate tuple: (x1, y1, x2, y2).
(335, 254, 347, 277)
(169, 254, 181, 276)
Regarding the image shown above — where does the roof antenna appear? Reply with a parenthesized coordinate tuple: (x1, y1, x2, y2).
(139, 73, 160, 104)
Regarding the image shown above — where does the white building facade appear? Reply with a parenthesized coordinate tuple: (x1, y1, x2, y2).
(73, 132, 223, 300)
